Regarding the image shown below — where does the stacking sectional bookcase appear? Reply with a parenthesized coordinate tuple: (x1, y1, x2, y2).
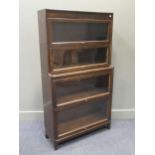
(38, 9, 114, 150)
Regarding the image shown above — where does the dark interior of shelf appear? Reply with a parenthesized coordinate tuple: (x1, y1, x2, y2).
(58, 99, 108, 135)
(52, 22, 108, 42)
(53, 48, 107, 69)
(56, 75, 109, 104)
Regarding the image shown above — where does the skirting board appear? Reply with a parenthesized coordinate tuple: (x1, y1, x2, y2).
(19, 109, 135, 120)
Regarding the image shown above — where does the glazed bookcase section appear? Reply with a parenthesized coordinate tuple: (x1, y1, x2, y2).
(53, 68, 113, 110)
(57, 97, 109, 138)
(53, 47, 109, 69)
(48, 17, 112, 43)
(52, 22, 108, 42)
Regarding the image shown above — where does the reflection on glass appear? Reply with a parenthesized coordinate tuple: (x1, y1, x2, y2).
(53, 48, 107, 69)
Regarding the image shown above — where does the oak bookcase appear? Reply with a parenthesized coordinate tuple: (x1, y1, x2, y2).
(38, 9, 114, 150)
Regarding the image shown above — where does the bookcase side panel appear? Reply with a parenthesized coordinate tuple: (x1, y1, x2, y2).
(38, 10, 55, 143)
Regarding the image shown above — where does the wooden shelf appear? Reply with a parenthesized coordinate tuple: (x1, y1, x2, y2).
(51, 40, 110, 50)
(57, 88, 107, 104)
(54, 62, 105, 70)
(51, 66, 113, 78)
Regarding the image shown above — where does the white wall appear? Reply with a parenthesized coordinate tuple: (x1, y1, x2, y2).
(19, 0, 135, 119)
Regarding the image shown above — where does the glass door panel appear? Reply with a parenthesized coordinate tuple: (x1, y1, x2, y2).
(55, 74, 109, 105)
(53, 47, 108, 69)
(57, 98, 108, 136)
(52, 22, 108, 42)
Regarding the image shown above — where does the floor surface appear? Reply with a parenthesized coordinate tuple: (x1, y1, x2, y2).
(19, 119, 135, 155)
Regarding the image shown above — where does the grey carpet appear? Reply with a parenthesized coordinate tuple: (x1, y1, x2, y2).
(19, 120, 135, 155)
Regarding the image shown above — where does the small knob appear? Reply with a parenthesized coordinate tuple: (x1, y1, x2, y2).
(109, 14, 112, 18)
